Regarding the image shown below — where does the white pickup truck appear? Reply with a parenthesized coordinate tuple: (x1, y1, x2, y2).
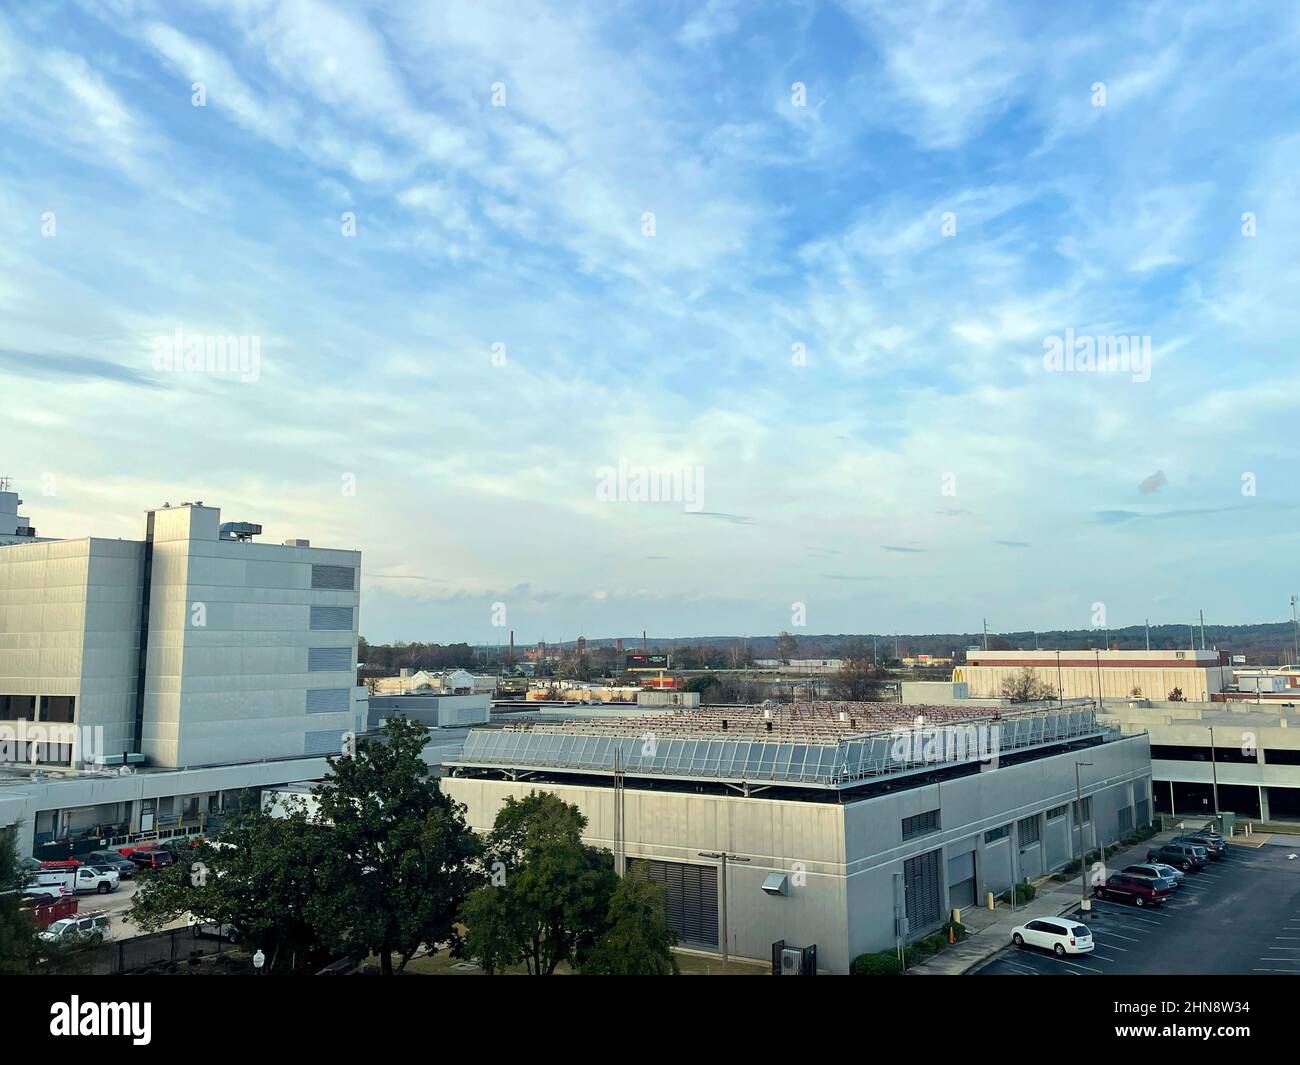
(33, 866, 120, 896)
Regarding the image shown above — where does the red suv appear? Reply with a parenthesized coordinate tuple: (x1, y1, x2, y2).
(128, 848, 175, 870)
(1095, 872, 1172, 907)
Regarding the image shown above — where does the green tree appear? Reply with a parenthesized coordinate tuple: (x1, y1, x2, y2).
(128, 799, 335, 972)
(581, 864, 677, 975)
(0, 827, 41, 975)
(458, 792, 617, 975)
(311, 716, 482, 975)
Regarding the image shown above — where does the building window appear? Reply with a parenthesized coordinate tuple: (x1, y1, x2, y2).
(984, 825, 1010, 844)
(305, 730, 345, 756)
(1046, 804, 1068, 821)
(1264, 749, 1300, 766)
(41, 696, 75, 723)
(306, 688, 350, 714)
(311, 564, 355, 591)
(308, 646, 353, 672)
(901, 809, 940, 841)
(309, 606, 353, 630)
(0, 695, 36, 720)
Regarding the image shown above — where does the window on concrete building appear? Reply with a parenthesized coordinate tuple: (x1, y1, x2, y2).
(1046, 804, 1068, 821)
(1265, 749, 1300, 766)
(0, 695, 36, 720)
(306, 688, 350, 714)
(308, 646, 353, 672)
(901, 809, 940, 841)
(1150, 744, 1210, 762)
(41, 696, 75, 723)
(309, 606, 353, 630)
(1017, 816, 1040, 847)
(984, 825, 1010, 844)
(305, 730, 345, 756)
(1118, 806, 1134, 834)
(311, 564, 356, 591)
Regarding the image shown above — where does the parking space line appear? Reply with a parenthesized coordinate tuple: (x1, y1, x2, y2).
(1090, 928, 1141, 943)
(1049, 956, 1104, 974)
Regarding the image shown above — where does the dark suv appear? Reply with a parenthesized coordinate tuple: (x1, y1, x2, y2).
(1173, 833, 1225, 859)
(84, 850, 135, 879)
(128, 848, 175, 870)
(1147, 843, 1208, 871)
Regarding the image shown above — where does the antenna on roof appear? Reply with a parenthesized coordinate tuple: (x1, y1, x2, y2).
(0, 476, 10, 491)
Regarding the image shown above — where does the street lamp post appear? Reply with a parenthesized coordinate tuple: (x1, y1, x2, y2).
(1075, 761, 1094, 916)
(1056, 651, 1064, 708)
(699, 850, 750, 965)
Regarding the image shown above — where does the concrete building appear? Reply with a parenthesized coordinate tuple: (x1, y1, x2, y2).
(367, 692, 491, 730)
(0, 489, 365, 859)
(1102, 700, 1300, 822)
(0, 480, 54, 546)
(960, 649, 1230, 703)
(444, 699, 1152, 973)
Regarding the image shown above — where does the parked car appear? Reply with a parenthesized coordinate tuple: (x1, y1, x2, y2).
(129, 848, 176, 870)
(1124, 862, 1185, 887)
(1147, 843, 1208, 871)
(1011, 917, 1094, 955)
(1118, 866, 1178, 893)
(188, 914, 241, 943)
(21, 885, 70, 903)
(31, 866, 119, 896)
(1095, 872, 1174, 906)
(83, 850, 135, 879)
(39, 912, 112, 945)
(1173, 833, 1226, 858)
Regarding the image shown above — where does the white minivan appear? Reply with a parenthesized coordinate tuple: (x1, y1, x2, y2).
(1011, 917, 1094, 955)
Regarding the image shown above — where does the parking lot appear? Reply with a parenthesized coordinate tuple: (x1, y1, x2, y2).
(974, 841, 1300, 975)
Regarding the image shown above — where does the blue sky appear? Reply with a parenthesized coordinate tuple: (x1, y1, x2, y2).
(3, 0, 1299, 645)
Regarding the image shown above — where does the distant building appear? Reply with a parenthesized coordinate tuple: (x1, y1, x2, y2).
(960, 649, 1230, 702)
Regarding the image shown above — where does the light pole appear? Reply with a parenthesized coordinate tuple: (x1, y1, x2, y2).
(699, 850, 750, 965)
(1093, 649, 1103, 711)
(1208, 725, 1220, 820)
(1056, 650, 1064, 708)
(1075, 761, 1094, 916)
(1292, 595, 1299, 666)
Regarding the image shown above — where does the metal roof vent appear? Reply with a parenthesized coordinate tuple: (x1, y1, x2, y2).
(762, 872, 789, 897)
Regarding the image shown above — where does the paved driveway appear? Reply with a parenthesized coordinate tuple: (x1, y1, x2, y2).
(973, 844, 1300, 975)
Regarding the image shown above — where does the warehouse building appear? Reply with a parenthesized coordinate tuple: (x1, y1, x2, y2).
(444, 700, 1152, 973)
(959, 649, 1230, 703)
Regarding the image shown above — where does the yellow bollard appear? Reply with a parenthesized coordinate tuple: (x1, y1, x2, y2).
(986, 891, 995, 910)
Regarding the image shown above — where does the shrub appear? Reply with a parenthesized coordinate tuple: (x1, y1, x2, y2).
(1002, 881, 1037, 905)
(942, 920, 967, 943)
(851, 951, 904, 976)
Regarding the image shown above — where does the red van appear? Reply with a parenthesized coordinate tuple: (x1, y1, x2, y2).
(1095, 872, 1173, 907)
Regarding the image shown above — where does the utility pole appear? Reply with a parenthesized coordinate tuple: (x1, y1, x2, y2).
(983, 618, 989, 651)
(699, 850, 750, 964)
(1094, 649, 1103, 710)
(1292, 596, 1299, 666)
(1199, 610, 1206, 651)
(1076, 761, 1094, 916)
(1056, 650, 1064, 707)
(1208, 726, 1220, 819)
(1145, 619, 1150, 651)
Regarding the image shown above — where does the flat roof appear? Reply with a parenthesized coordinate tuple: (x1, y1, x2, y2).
(448, 700, 1104, 790)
